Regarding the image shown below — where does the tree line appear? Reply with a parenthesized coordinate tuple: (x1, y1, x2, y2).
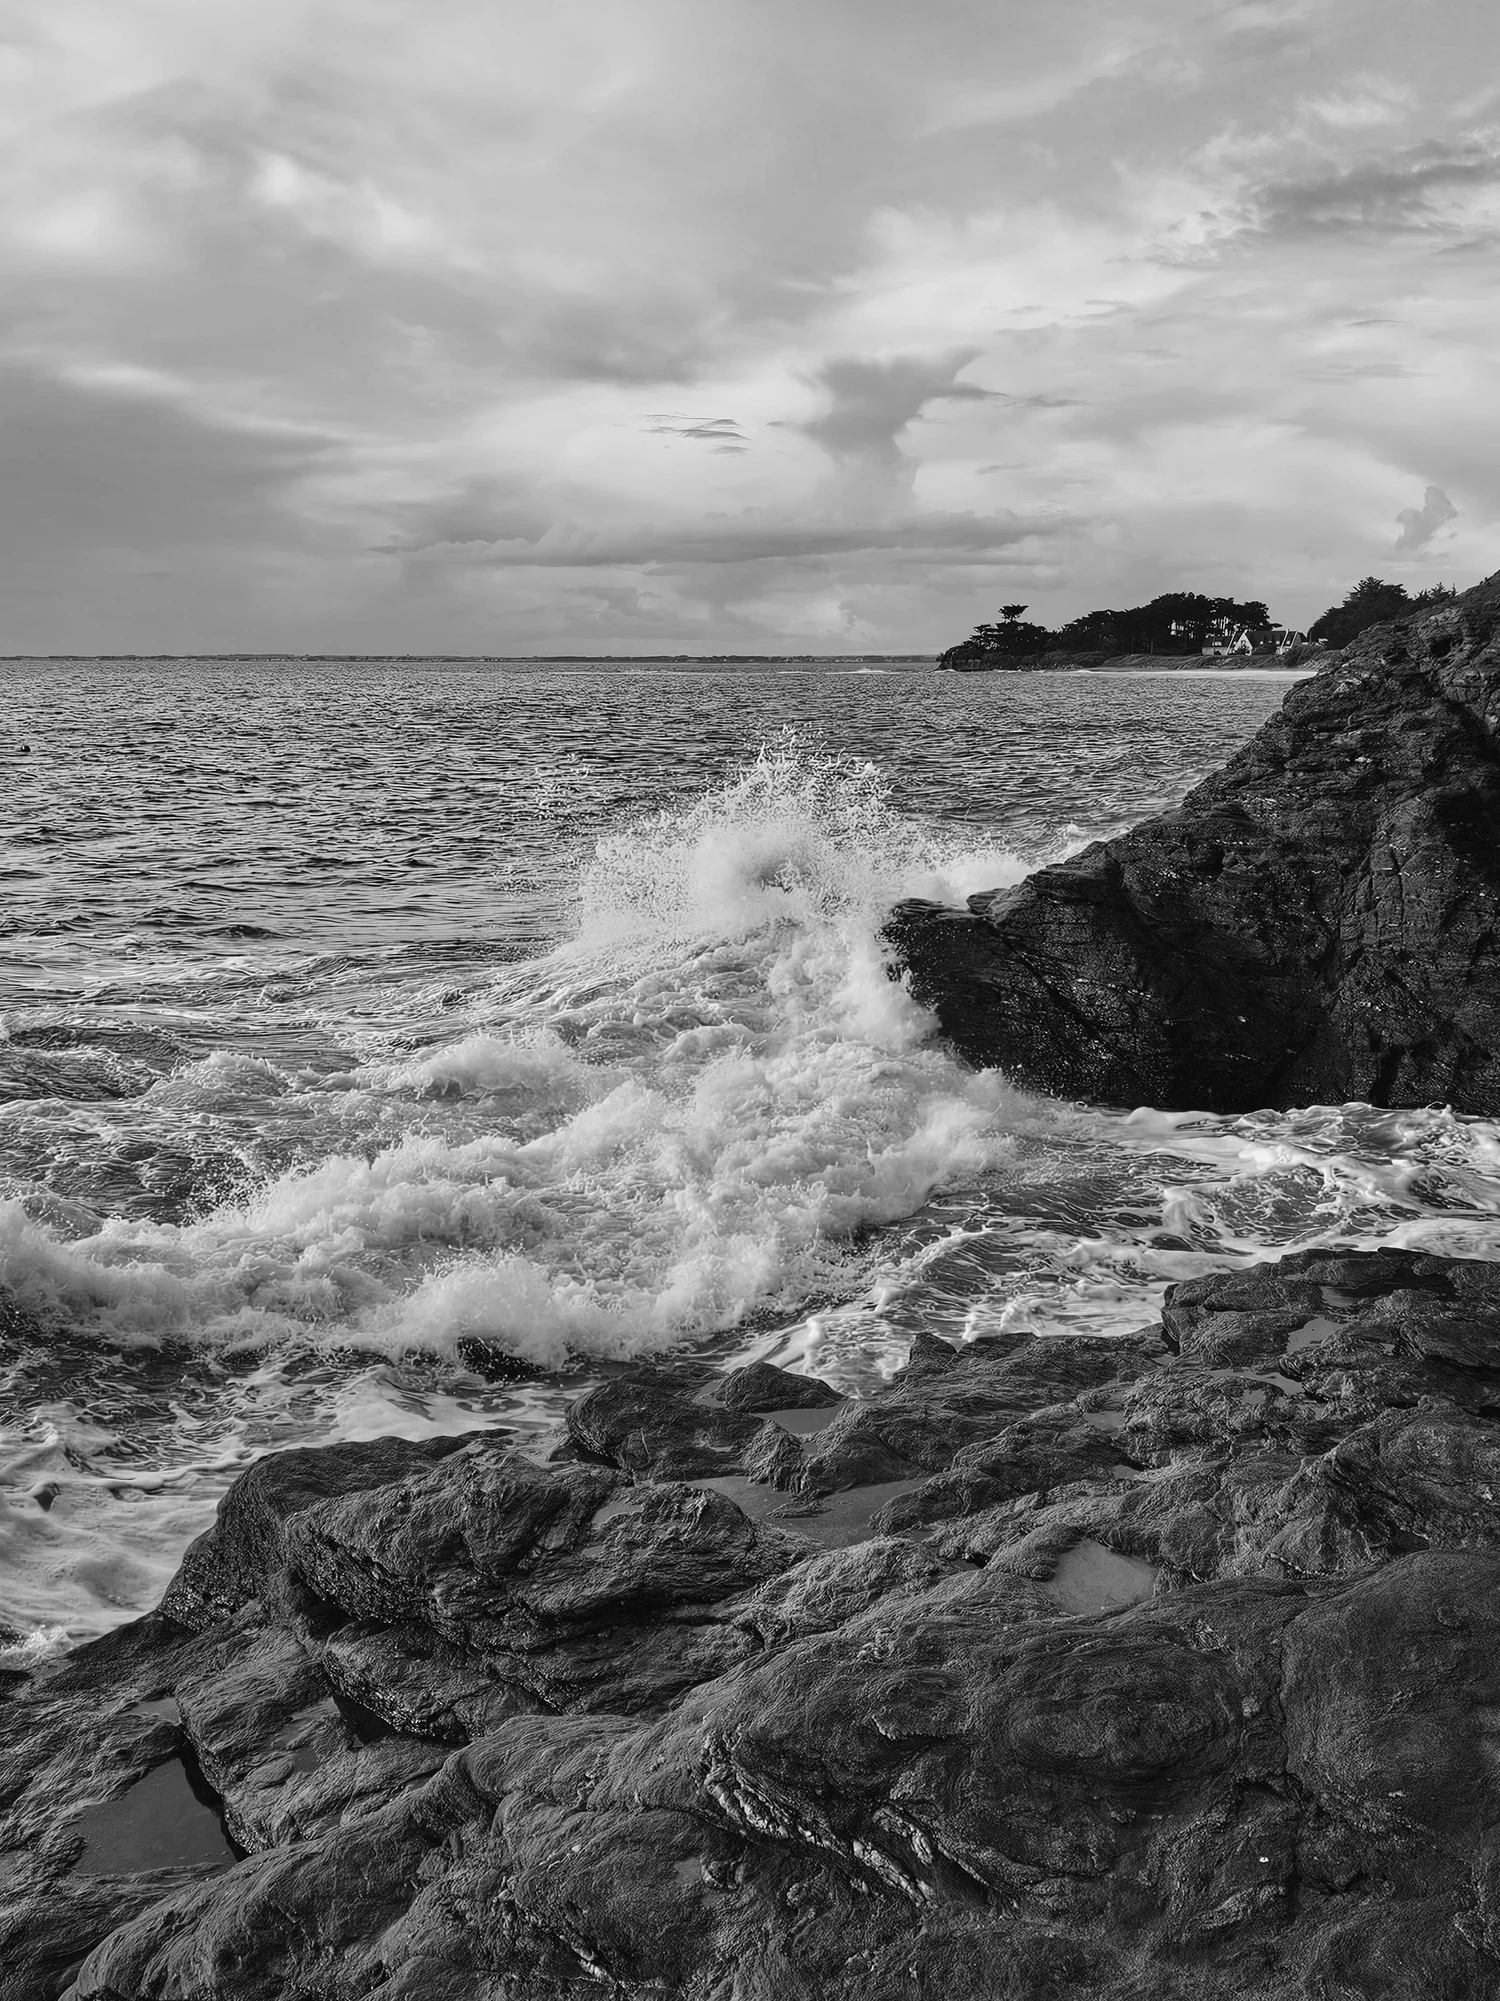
(941, 577, 1458, 669)
(1306, 576, 1456, 649)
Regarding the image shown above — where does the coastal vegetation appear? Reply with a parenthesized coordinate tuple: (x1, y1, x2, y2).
(1307, 574, 1456, 649)
(940, 576, 1457, 670)
(939, 591, 1274, 669)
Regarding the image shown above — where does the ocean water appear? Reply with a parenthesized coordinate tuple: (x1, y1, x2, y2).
(5, 658, 1500, 1650)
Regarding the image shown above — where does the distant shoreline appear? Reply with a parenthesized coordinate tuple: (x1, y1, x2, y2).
(945, 648, 1323, 676)
(0, 652, 1313, 671)
(0, 652, 940, 665)
(1080, 668, 1312, 684)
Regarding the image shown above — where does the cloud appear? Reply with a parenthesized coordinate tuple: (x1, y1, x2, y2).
(926, 32, 1194, 133)
(796, 350, 998, 477)
(0, 357, 346, 650)
(395, 504, 1066, 569)
(1395, 484, 1458, 552)
(1246, 138, 1500, 241)
(0, 0, 1497, 651)
(1302, 79, 1410, 129)
(1214, 0, 1330, 42)
(646, 415, 748, 444)
(997, 392, 1086, 409)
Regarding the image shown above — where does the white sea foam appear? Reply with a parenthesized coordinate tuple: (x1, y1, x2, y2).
(376, 1033, 600, 1105)
(7, 746, 1500, 1389)
(0, 743, 1036, 1371)
(8, 738, 1500, 1643)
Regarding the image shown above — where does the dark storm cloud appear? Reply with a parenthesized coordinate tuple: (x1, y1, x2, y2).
(1395, 484, 1458, 552)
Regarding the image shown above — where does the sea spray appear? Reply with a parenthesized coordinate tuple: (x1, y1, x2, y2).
(7, 742, 1500, 1379)
(8, 709, 1500, 1645)
(0, 740, 1035, 1367)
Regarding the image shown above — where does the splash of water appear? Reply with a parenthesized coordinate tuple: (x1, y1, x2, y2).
(0, 738, 1034, 1368)
(8, 738, 1500, 1645)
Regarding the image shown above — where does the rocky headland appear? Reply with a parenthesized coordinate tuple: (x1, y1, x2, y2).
(8, 1247, 1500, 1996)
(892, 569, 1500, 1113)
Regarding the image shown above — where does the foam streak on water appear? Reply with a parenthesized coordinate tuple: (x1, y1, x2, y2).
(3, 660, 1499, 1647)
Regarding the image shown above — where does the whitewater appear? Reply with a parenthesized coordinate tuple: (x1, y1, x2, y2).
(5, 656, 1500, 1651)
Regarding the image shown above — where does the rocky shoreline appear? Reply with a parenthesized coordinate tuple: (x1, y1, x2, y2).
(893, 569, 1500, 1113)
(7, 1244, 1500, 1997)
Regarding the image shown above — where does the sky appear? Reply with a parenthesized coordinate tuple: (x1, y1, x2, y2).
(1, 0, 1497, 655)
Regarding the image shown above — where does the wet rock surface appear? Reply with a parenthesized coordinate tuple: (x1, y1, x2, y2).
(889, 571, 1500, 1112)
(9, 1248, 1500, 1996)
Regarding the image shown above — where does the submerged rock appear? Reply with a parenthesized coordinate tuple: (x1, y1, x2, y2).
(889, 572, 1500, 1111)
(10, 1249, 1500, 1996)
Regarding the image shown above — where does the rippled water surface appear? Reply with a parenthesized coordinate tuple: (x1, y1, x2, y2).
(5, 657, 1499, 1647)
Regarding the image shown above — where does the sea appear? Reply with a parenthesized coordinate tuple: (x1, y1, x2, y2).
(5, 657, 1500, 1653)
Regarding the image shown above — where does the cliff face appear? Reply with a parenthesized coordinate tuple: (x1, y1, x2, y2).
(892, 572, 1500, 1112)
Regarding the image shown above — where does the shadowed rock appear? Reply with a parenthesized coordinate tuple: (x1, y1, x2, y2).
(565, 1371, 805, 1485)
(800, 1325, 1155, 1490)
(708, 1359, 843, 1410)
(162, 1435, 475, 1630)
(889, 573, 1500, 1111)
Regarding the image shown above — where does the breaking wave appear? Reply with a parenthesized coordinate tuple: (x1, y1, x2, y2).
(0, 741, 1036, 1369)
(6, 707, 1500, 1644)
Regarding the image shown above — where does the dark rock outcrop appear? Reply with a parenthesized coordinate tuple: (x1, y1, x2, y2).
(12, 1247, 1500, 1997)
(709, 1359, 843, 1411)
(564, 1371, 805, 1486)
(891, 572, 1500, 1111)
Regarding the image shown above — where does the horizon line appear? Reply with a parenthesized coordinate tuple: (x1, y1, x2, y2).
(0, 651, 942, 664)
